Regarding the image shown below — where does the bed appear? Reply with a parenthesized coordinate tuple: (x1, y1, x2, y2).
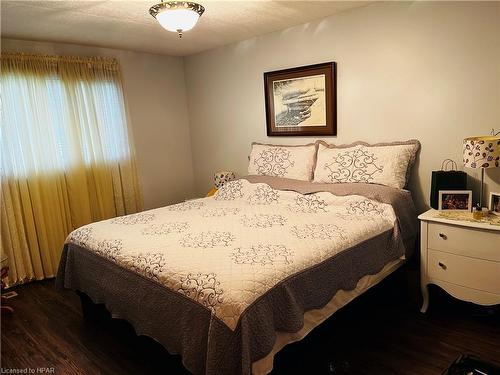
(56, 175, 418, 375)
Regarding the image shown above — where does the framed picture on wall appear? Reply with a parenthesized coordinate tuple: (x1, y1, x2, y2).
(264, 62, 336, 136)
(489, 192, 500, 215)
(438, 190, 473, 212)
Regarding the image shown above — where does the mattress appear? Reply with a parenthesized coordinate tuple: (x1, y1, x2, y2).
(57, 176, 417, 375)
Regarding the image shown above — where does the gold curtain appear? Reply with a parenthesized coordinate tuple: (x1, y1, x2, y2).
(0, 53, 143, 286)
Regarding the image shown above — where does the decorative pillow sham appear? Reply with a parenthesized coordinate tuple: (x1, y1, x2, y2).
(247, 142, 317, 181)
(313, 140, 420, 189)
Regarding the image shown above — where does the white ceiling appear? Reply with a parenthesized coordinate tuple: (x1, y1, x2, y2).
(1, 1, 370, 56)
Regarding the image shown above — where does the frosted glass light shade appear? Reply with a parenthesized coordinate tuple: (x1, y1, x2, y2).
(150, 2, 205, 37)
(156, 8, 200, 32)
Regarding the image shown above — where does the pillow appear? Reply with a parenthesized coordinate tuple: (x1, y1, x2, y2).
(313, 140, 420, 189)
(248, 142, 317, 181)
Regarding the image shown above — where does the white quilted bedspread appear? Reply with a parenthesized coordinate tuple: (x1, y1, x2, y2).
(67, 179, 397, 330)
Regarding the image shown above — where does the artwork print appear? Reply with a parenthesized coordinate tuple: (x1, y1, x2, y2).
(264, 62, 336, 136)
(273, 74, 326, 127)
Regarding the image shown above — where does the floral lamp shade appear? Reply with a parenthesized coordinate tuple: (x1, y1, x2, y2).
(463, 136, 500, 169)
(214, 171, 236, 188)
(463, 135, 500, 208)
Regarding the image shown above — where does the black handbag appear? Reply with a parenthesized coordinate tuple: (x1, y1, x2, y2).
(430, 159, 467, 209)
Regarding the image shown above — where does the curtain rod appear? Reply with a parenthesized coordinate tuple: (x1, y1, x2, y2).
(1, 52, 119, 68)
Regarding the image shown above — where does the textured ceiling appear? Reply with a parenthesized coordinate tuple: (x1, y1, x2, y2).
(1, 1, 370, 56)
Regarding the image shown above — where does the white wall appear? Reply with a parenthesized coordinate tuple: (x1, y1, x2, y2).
(184, 1, 500, 212)
(1, 38, 196, 210)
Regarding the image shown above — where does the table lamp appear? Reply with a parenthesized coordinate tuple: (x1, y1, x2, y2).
(463, 136, 500, 209)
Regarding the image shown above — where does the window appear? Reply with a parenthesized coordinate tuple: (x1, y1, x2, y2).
(1, 53, 142, 285)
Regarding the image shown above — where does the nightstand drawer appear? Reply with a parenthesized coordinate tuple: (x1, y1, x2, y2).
(428, 250, 500, 294)
(428, 222, 500, 262)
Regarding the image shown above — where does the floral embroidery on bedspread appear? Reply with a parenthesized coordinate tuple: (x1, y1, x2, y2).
(178, 273, 224, 312)
(288, 194, 328, 213)
(200, 208, 240, 217)
(179, 231, 235, 248)
(247, 184, 280, 205)
(95, 239, 123, 261)
(346, 199, 385, 216)
(167, 201, 204, 211)
(214, 180, 244, 200)
(141, 222, 189, 235)
(128, 253, 167, 281)
(111, 213, 155, 225)
(290, 224, 346, 240)
(67, 226, 94, 247)
(231, 245, 293, 266)
(240, 214, 287, 228)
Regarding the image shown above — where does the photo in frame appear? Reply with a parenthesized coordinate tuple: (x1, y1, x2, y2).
(489, 192, 500, 215)
(438, 190, 473, 212)
(264, 62, 336, 136)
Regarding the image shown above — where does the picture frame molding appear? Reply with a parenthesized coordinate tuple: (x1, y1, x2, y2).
(438, 190, 473, 212)
(263, 62, 337, 137)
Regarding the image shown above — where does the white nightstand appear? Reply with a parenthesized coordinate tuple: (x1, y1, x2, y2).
(418, 209, 500, 313)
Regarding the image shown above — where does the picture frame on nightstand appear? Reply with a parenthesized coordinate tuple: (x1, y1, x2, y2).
(438, 190, 472, 212)
(489, 192, 500, 215)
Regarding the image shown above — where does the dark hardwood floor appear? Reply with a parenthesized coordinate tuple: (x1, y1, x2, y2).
(1, 266, 499, 375)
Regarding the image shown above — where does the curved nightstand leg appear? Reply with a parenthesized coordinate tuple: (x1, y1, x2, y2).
(420, 283, 429, 313)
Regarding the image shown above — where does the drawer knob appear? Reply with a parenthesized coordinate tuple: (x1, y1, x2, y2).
(438, 262, 447, 270)
(438, 233, 447, 240)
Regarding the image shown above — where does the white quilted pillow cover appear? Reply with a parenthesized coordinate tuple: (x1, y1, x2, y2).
(313, 140, 420, 189)
(248, 142, 317, 181)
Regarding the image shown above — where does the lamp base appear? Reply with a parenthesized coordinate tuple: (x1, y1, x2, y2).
(479, 168, 485, 209)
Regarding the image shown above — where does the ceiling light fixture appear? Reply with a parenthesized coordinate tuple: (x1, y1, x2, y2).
(150, 1, 205, 38)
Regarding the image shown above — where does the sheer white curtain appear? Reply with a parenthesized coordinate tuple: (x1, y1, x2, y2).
(1, 53, 142, 285)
